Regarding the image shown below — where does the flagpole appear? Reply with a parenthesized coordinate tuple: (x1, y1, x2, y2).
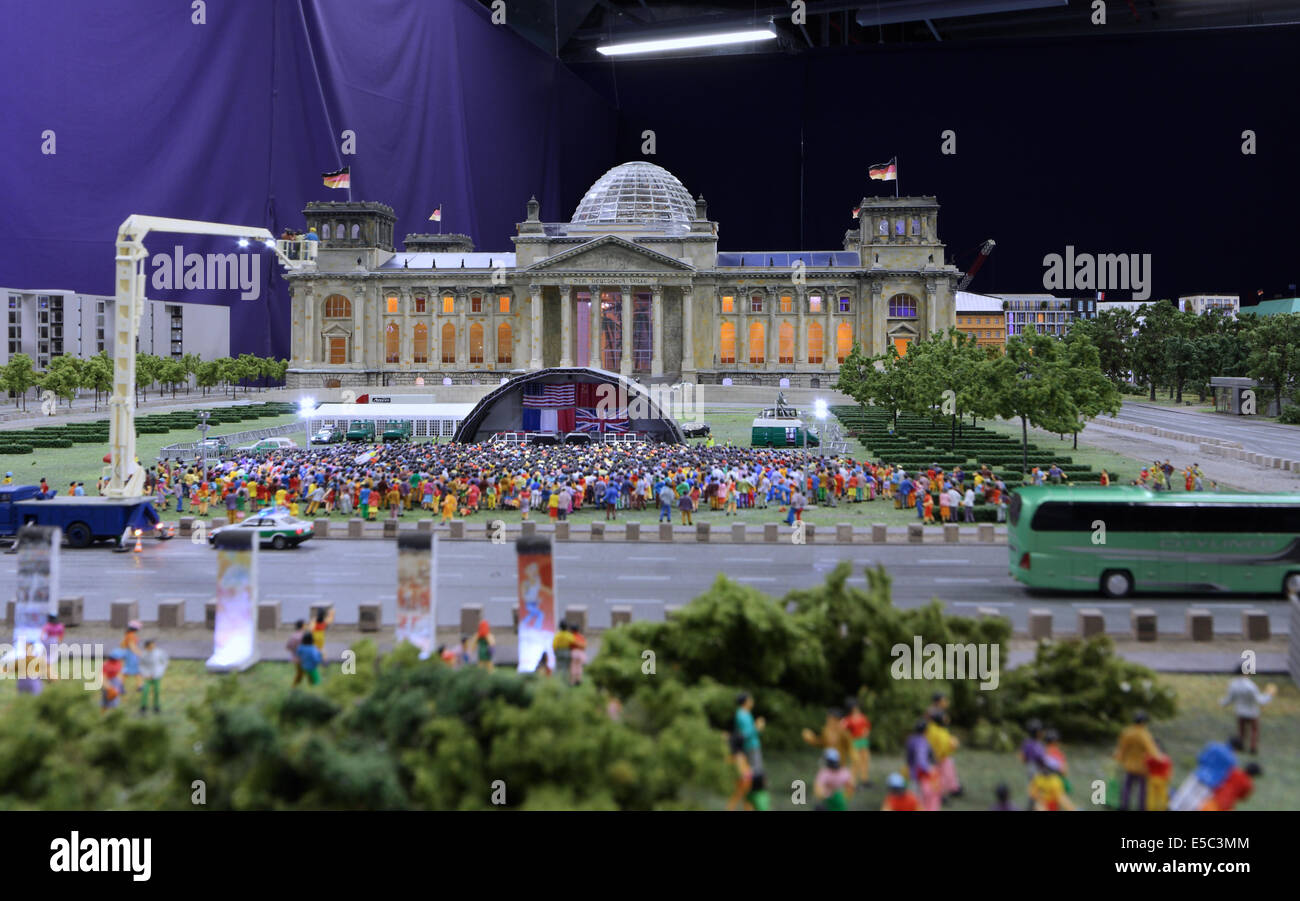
(440, 202, 443, 235)
(895, 157, 898, 198)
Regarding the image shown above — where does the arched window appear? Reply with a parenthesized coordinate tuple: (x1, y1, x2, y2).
(748, 321, 765, 364)
(719, 322, 735, 364)
(413, 322, 428, 363)
(471, 295, 482, 313)
(441, 323, 456, 363)
(808, 321, 824, 364)
(779, 322, 794, 364)
(888, 294, 918, 317)
(350, 223, 360, 240)
(836, 322, 853, 363)
(469, 322, 484, 364)
(385, 322, 400, 363)
(496, 321, 512, 364)
(323, 294, 351, 318)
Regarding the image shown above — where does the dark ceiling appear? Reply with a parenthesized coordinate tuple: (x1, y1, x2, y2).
(481, 0, 1300, 60)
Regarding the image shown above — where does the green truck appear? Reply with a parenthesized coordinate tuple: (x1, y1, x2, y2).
(750, 416, 819, 448)
(344, 420, 411, 443)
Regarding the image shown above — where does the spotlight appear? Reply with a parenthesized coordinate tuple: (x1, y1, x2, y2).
(237, 238, 249, 248)
(597, 26, 776, 57)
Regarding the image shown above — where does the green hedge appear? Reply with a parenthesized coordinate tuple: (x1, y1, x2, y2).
(0, 444, 34, 454)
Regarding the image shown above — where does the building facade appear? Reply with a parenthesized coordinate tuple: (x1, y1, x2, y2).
(285, 161, 961, 388)
(3, 288, 229, 368)
(1179, 294, 1239, 318)
(994, 293, 1075, 339)
(1240, 297, 1300, 317)
(954, 291, 1006, 349)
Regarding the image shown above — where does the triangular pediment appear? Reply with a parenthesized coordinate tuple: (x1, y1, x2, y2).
(526, 235, 695, 273)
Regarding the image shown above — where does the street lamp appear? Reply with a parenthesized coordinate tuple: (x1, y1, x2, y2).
(196, 410, 211, 478)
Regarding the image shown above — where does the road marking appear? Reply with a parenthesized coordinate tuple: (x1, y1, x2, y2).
(735, 576, 777, 582)
(626, 555, 671, 562)
(439, 552, 488, 560)
(488, 596, 517, 603)
(1070, 601, 1137, 608)
(952, 601, 1014, 607)
(617, 574, 670, 581)
(918, 558, 969, 564)
(934, 577, 991, 584)
(554, 555, 582, 561)
(604, 598, 663, 604)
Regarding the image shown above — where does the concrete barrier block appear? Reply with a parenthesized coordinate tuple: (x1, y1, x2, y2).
(1185, 608, 1213, 642)
(383, 519, 400, 538)
(659, 522, 673, 541)
(460, 604, 483, 636)
(565, 605, 588, 632)
(836, 523, 853, 543)
(178, 516, 195, 537)
(733, 523, 747, 543)
(1242, 609, 1270, 641)
(907, 523, 924, 544)
(1028, 608, 1053, 640)
(696, 522, 710, 542)
(978, 523, 995, 542)
(803, 523, 815, 543)
(590, 522, 605, 541)
(448, 520, 465, 539)
(417, 519, 435, 532)
(211, 517, 228, 530)
(556, 521, 570, 540)
(1077, 608, 1105, 638)
(358, 603, 381, 632)
(872, 523, 887, 543)
(257, 601, 280, 632)
(313, 519, 330, 538)
(626, 522, 640, 542)
(976, 606, 1007, 625)
(1131, 608, 1158, 642)
(205, 602, 217, 630)
(944, 524, 959, 543)
(764, 523, 779, 543)
(110, 600, 138, 630)
(5, 600, 15, 624)
(156, 600, 184, 628)
(58, 596, 84, 627)
(348, 518, 364, 538)
(610, 605, 633, 628)
(521, 520, 536, 537)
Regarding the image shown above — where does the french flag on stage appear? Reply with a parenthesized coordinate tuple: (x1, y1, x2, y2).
(522, 384, 576, 408)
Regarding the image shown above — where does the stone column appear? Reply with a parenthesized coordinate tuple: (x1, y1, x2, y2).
(681, 288, 695, 377)
(589, 285, 602, 368)
(400, 288, 411, 370)
(767, 289, 777, 368)
(824, 290, 836, 371)
(485, 291, 496, 370)
(301, 287, 314, 364)
(456, 292, 467, 368)
(796, 289, 806, 365)
(739, 292, 749, 367)
(926, 281, 938, 338)
(872, 285, 886, 356)
(620, 284, 633, 375)
(651, 288, 663, 376)
(560, 286, 574, 367)
(353, 285, 366, 370)
(529, 285, 543, 370)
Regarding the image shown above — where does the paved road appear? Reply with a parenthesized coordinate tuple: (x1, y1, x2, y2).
(1109, 402, 1300, 459)
(3, 540, 1288, 637)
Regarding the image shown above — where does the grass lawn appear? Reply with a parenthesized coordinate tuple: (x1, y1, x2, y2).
(708, 674, 1300, 811)
(1121, 393, 1216, 412)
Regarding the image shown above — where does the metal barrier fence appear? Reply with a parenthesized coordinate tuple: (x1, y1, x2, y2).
(157, 421, 303, 462)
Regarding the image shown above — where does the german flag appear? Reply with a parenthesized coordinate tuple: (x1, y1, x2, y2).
(322, 167, 351, 189)
(869, 158, 897, 181)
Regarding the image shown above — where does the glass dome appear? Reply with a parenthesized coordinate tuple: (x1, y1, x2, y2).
(570, 161, 695, 226)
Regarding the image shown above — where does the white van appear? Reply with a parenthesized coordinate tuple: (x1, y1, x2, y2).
(237, 436, 298, 453)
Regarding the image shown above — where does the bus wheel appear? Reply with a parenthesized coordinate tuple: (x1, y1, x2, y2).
(1101, 570, 1133, 599)
(1283, 571, 1300, 598)
(65, 522, 93, 549)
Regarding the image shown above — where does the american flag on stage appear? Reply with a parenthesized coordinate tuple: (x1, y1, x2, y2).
(575, 408, 629, 433)
(522, 384, 576, 408)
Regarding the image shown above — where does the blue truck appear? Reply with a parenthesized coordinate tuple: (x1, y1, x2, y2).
(0, 485, 167, 548)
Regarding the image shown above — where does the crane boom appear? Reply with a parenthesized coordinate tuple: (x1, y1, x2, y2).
(956, 238, 996, 292)
(106, 216, 295, 498)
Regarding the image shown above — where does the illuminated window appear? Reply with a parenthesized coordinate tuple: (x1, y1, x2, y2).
(878, 219, 888, 235)
(888, 294, 918, 317)
(721, 295, 735, 313)
(836, 322, 852, 362)
(809, 295, 822, 313)
(779, 322, 794, 364)
(323, 295, 351, 318)
(414, 296, 426, 313)
(328, 337, 347, 364)
(780, 295, 793, 313)
(386, 296, 399, 314)
(748, 321, 765, 363)
(413, 322, 428, 363)
(720, 322, 735, 364)
(498, 295, 510, 314)
(469, 322, 484, 363)
(471, 295, 482, 313)
(751, 294, 763, 313)
(442, 323, 456, 363)
(442, 295, 454, 314)
(808, 322, 823, 364)
(839, 296, 851, 313)
(894, 219, 904, 235)
(497, 321, 512, 364)
(385, 321, 400, 363)
(910, 218, 920, 235)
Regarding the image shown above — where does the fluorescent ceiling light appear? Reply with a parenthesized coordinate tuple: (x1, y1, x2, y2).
(597, 27, 776, 57)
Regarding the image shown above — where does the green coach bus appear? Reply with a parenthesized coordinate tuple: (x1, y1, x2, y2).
(1008, 485, 1300, 598)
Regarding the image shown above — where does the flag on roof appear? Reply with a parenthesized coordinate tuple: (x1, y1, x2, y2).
(322, 167, 350, 189)
(429, 206, 442, 222)
(852, 206, 860, 218)
(868, 158, 897, 181)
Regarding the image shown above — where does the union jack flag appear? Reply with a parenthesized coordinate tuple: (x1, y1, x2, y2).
(575, 408, 629, 433)
(522, 383, 576, 408)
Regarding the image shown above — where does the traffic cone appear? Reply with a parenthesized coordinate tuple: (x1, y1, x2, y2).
(133, 530, 143, 553)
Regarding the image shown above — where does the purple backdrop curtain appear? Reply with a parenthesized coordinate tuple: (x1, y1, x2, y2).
(0, 0, 616, 358)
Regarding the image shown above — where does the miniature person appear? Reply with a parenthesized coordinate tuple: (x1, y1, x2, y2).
(926, 711, 962, 800)
(1200, 762, 1261, 811)
(801, 707, 854, 777)
(101, 649, 126, 712)
(905, 719, 941, 811)
(569, 622, 587, 685)
(552, 620, 573, 680)
(1146, 744, 1173, 812)
(745, 770, 771, 812)
(725, 731, 753, 811)
(881, 772, 921, 811)
(1029, 760, 1076, 811)
(296, 630, 323, 685)
(121, 620, 143, 693)
(1113, 710, 1159, 810)
(41, 613, 64, 672)
(1043, 728, 1071, 795)
(1170, 736, 1242, 811)
(813, 749, 854, 811)
(734, 692, 765, 775)
(840, 698, 872, 786)
(138, 638, 168, 714)
(1219, 667, 1276, 754)
(470, 619, 495, 672)
(989, 783, 1020, 811)
(287, 619, 307, 686)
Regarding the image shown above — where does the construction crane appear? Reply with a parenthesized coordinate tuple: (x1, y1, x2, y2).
(107, 215, 306, 497)
(956, 239, 996, 292)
